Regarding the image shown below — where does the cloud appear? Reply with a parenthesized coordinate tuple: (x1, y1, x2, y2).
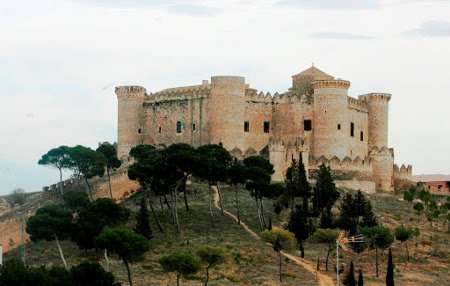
(277, 0, 379, 10)
(409, 21, 450, 37)
(311, 32, 374, 39)
(71, 0, 217, 16)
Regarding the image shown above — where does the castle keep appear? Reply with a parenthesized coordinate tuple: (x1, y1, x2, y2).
(115, 66, 412, 193)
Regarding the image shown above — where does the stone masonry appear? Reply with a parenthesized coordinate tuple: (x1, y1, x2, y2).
(115, 66, 412, 193)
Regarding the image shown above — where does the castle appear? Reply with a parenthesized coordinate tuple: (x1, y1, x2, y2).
(115, 66, 412, 193)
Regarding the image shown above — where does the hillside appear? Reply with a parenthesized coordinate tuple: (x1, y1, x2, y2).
(5, 182, 450, 286)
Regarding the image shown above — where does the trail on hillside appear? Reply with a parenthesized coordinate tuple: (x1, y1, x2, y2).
(211, 186, 334, 286)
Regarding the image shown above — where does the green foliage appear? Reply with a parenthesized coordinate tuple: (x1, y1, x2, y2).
(343, 260, 355, 286)
(361, 225, 394, 251)
(413, 202, 424, 212)
(72, 198, 130, 250)
(313, 164, 340, 228)
(68, 145, 107, 180)
(287, 205, 315, 257)
(94, 227, 149, 263)
(386, 248, 394, 286)
(243, 155, 274, 199)
(26, 205, 73, 242)
(311, 228, 340, 244)
(403, 190, 415, 202)
(96, 143, 121, 170)
(285, 157, 311, 212)
(394, 225, 412, 243)
(337, 191, 377, 234)
(62, 189, 89, 212)
(197, 245, 227, 267)
(197, 144, 233, 184)
(70, 261, 117, 286)
(227, 161, 246, 186)
(134, 197, 153, 239)
(0, 258, 28, 286)
(418, 189, 432, 203)
(38, 146, 72, 170)
(0, 259, 117, 286)
(159, 252, 201, 282)
(260, 228, 295, 252)
(358, 269, 364, 286)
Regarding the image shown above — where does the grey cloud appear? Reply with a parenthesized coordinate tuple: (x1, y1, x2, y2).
(277, 0, 379, 10)
(311, 32, 374, 40)
(410, 21, 450, 37)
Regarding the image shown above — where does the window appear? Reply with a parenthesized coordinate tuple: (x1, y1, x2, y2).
(350, 122, 355, 137)
(158, 127, 161, 133)
(360, 131, 364, 141)
(338, 124, 341, 130)
(192, 123, 196, 131)
(304, 120, 312, 131)
(263, 121, 270, 133)
(244, 121, 249, 132)
(438, 185, 442, 190)
(176, 121, 182, 133)
(138, 128, 142, 134)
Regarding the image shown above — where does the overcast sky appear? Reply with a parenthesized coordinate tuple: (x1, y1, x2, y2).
(0, 0, 449, 195)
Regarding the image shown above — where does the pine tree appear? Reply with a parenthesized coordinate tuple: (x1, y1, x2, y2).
(386, 248, 394, 286)
(134, 197, 153, 239)
(315, 164, 340, 228)
(361, 200, 378, 227)
(358, 269, 364, 286)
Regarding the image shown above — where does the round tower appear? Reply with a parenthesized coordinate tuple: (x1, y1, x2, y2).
(115, 85, 147, 160)
(358, 93, 391, 149)
(209, 76, 246, 151)
(359, 93, 393, 191)
(312, 80, 351, 159)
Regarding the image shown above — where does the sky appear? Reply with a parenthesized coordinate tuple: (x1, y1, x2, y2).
(0, 0, 449, 195)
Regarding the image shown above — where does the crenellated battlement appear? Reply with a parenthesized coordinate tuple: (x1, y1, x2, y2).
(394, 163, 413, 178)
(146, 84, 211, 103)
(359, 93, 391, 103)
(312, 80, 351, 90)
(309, 154, 373, 171)
(244, 88, 308, 104)
(115, 85, 148, 100)
(348, 96, 369, 112)
(369, 146, 394, 157)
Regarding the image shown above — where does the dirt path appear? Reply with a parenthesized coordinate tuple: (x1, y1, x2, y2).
(212, 186, 334, 286)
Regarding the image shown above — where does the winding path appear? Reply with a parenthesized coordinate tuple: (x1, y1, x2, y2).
(212, 186, 334, 286)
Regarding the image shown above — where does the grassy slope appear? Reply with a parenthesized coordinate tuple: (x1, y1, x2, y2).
(220, 186, 450, 286)
(6, 183, 316, 286)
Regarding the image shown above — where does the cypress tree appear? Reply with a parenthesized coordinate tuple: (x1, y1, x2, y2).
(135, 197, 153, 239)
(358, 269, 364, 286)
(347, 260, 356, 286)
(386, 248, 394, 286)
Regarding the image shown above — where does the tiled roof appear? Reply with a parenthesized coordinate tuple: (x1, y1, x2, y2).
(412, 174, 450, 182)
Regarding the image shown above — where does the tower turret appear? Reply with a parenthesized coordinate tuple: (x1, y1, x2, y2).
(359, 93, 393, 191)
(209, 76, 246, 150)
(312, 79, 351, 159)
(115, 85, 147, 160)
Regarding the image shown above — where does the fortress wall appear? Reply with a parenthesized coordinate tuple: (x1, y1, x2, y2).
(347, 106, 369, 159)
(370, 147, 394, 191)
(143, 95, 210, 148)
(0, 217, 30, 253)
(244, 100, 272, 152)
(89, 168, 140, 201)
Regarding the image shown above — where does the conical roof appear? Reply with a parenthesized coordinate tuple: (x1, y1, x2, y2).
(293, 65, 334, 80)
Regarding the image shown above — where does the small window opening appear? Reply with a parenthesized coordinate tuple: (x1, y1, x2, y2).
(263, 121, 270, 133)
(176, 121, 182, 133)
(244, 121, 249, 132)
(350, 122, 355, 137)
(192, 123, 196, 131)
(438, 185, 442, 190)
(158, 127, 161, 133)
(304, 120, 312, 131)
(360, 131, 364, 141)
(138, 128, 142, 134)
(428, 186, 431, 190)
(338, 124, 341, 130)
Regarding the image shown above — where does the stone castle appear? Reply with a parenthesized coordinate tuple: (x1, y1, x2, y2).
(115, 66, 412, 193)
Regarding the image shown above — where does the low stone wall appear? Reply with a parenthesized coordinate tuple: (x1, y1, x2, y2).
(335, 180, 376, 193)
